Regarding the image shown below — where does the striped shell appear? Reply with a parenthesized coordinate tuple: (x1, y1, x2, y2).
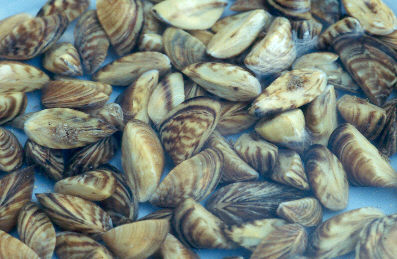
(17, 202, 56, 259)
(378, 100, 397, 157)
(36, 193, 113, 236)
(230, 0, 266, 11)
(0, 127, 23, 172)
(311, 0, 341, 25)
(157, 233, 199, 259)
(74, 10, 110, 74)
(217, 101, 257, 136)
(159, 97, 221, 165)
(150, 148, 222, 207)
(318, 17, 363, 49)
(42, 79, 111, 110)
(0, 92, 27, 125)
(55, 169, 117, 201)
(138, 1, 164, 52)
(0, 230, 39, 259)
(88, 103, 125, 131)
(37, 0, 89, 22)
(0, 14, 68, 60)
(0, 167, 35, 232)
(277, 198, 323, 227)
(97, 0, 144, 56)
(267, 0, 311, 20)
(43, 43, 83, 76)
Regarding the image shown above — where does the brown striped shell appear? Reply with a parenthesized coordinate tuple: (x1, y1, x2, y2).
(150, 148, 222, 207)
(318, 17, 363, 49)
(188, 30, 214, 46)
(0, 230, 40, 259)
(0, 13, 33, 42)
(329, 123, 397, 187)
(206, 181, 307, 225)
(0, 92, 27, 125)
(93, 51, 171, 86)
(55, 231, 114, 259)
(173, 198, 236, 249)
(0, 167, 35, 232)
(0, 61, 50, 93)
(17, 202, 56, 259)
(43, 42, 83, 76)
(42, 79, 112, 110)
(54, 169, 117, 201)
(36, 193, 113, 236)
(156, 233, 199, 259)
(97, 0, 144, 56)
(122, 120, 165, 202)
(102, 219, 169, 258)
(88, 103, 125, 131)
(159, 97, 221, 165)
(234, 133, 278, 177)
(68, 136, 118, 175)
(24, 139, 65, 181)
(378, 99, 397, 157)
(163, 27, 207, 71)
(138, 1, 164, 52)
(37, 0, 89, 22)
(267, 0, 311, 20)
(277, 198, 323, 227)
(304, 144, 349, 211)
(206, 131, 258, 183)
(74, 10, 110, 74)
(230, 0, 266, 11)
(0, 127, 23, 172)
(334, 34, 397, 106)
(0, 14, 68, 60)
(311, 0, 341, 25)
(216, 101, 257, 136)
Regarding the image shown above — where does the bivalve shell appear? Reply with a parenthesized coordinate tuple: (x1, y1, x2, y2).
(277, 197, 323, 227)
(188, 30, 214, 46)
(318, 17, 363, 49)
(0, 230, 39, 259)
(156, 233, 199, 259)
(37, 0, 89, 22)
(217, 101, 257, 135)
(0, 92, 27, 125)
(138, 1, 164, 52)
(378, 99, 397, 156)
(0, 127, 23, 172)
(88, 103, 125, 131)
(311, 0, 341, 25)
(230, 0, 267, 11)
(266, 0, 312, 20)
(43, 43, 82, 76)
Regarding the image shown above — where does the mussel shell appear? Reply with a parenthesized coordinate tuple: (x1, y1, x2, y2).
(0, 127, 23, 172)
(0, 92, 27, 125)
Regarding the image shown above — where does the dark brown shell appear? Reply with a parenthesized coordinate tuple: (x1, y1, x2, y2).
(37, 0, 89, 22)
(0, 127, 23, 172)
(378, 99, 397, 157)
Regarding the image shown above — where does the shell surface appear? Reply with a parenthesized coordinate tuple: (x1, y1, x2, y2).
(0, 230, 39, 259)
(0, 92, 26, 125)
(43, 42, 82, 76)
(267, 0, 312, 20)
(277, 198, 323, 227)
(37, 0, 89, 22)
(0, 127, 23, 172)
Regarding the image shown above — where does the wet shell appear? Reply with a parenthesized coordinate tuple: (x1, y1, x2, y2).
(139, 1, 163, 52)
(67, 136, 118, 175)
(150, 148, 222, 208)
(0, 13, 33, 42)
(217, 101, 257, 136)
(291, 18, 323, 41)
(337, 95, 387, 140)
(37, 0, 89, 22)
(292, 52, 360, 93)
(163, 27, 207, 71)
(88, 103, 125, 131)
(308, 207, 385, 258)
(54, 169, 117, 201)
(0, 61, 50, 93)
(102, 219, 169, 259)
(159, 97, 221, 165)
(152, 0, 228, 30)
(173, 198, 236, 249)
(234, 133, 278, 177)
(74, 10, 110, 74)
(188, 30, 214, 46)
(0, 14, 68, 60)
(207, 131, 258, 183)
(329, 123, 397, 187)
(148, 72, 185, 125)
(43, 42, 82, 76)
(100, 166, 138, 226)
(116, 70, 159, 124)
(267, 0, 311, 20)
(244, 17, 296, 75)
(318, 17, 363, 49)
(334, 34, 397, 106)
(55, 231, 113, 259)
(230, 0, 267, 11)
(0, 92, 27, 125)
(207, 10, 270, 59)
(97, 0, 144, 56)
(0, 230, 40, 259)
(277, 198, 323, 227)
(36, 193, 112, 235)
(17, 202, 56, 259)
(24, 108, 117, 149)
(93, 51, 171, 86)
(0, 127, 23, 172)
(255, 109, 308, 153)
(251, 224, 308, 259)
(156, 233, 199, 259)
(305, 85, 338, 145)
(249, 69, 327, 118)
(42, 79, 112, 110)
(224, 218, 287, 251)
(342, 0, 397, 35)
(183, 62, 261, 101)
(304, 145, 349, 210)
(311, 0, 341, 25)
(0, 167, 34, 232)
(356, 214, 397, 259)
(206, 181, 307, 225)
(378, 99, 397, 156)
(271, 149, 309, 190)
(122, 120, 165, 202)
(24, 139, 65, 181)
